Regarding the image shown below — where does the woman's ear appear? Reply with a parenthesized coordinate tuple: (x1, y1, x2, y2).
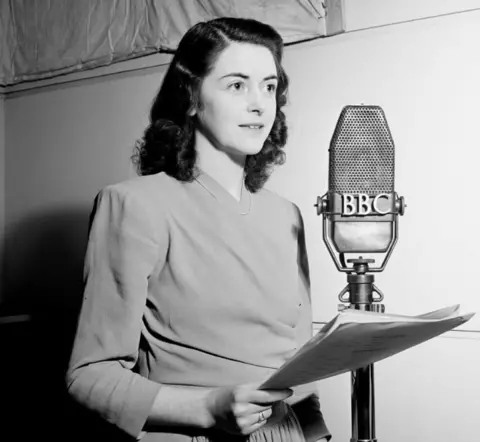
(187, 86, 198, 116)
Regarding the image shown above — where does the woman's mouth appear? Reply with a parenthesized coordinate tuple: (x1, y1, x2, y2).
(239, 124, 264, 130)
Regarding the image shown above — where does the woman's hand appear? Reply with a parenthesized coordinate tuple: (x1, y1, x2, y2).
(205, 384, 292, 436)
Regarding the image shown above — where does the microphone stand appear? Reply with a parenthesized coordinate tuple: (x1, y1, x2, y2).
(316, 193, 405, 442)
(337, 258, 385, 442)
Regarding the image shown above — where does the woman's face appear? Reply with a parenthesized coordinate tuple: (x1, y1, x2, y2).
(193, 42, 278, 158)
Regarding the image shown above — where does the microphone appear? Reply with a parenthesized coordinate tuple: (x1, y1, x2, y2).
(315, 105, 406, 442)
(315, 105, 406, 273)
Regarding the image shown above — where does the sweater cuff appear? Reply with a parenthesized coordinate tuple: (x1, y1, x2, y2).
(118, 376, 161, 438)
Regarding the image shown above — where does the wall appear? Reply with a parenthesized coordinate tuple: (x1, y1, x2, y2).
(1, 4, 479, 442)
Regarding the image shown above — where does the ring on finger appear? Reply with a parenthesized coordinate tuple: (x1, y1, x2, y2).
(258, 411, 266, 423)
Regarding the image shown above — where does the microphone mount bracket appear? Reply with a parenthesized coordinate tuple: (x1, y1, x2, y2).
(337, 258, 385, 312)
(315, 192, 405, 273)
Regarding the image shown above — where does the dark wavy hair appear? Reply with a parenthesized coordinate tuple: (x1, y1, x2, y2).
(132, 17, 289, 192)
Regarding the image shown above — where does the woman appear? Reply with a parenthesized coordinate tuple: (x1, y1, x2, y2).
(66, 17, 331, 442)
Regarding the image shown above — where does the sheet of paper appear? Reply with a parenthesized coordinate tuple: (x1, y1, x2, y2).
(260, 306, 474, 390)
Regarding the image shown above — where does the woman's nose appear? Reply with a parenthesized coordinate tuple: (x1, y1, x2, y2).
(246, 87, 265, 115)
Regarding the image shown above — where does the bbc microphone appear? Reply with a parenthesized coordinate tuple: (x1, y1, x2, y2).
(315, 104, 406, 442)
(315, 105, 406, 273)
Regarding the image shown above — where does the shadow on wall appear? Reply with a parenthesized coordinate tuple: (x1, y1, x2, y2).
(0, 207, 132, 441)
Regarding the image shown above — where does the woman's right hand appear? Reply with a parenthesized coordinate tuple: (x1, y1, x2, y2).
(205, 384, 293, 436)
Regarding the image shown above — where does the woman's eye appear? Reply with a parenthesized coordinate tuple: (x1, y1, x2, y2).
(229, 81, 245, 91)
(266, 83, 277, 93)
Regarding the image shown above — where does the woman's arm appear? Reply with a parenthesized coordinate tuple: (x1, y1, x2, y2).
(146, 384, 292, 435)
(66, 185, 167, 438)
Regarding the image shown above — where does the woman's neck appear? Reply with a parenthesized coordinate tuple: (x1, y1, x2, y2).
(195, 133, 246, 201)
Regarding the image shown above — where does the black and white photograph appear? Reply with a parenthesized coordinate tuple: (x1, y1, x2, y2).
(0, 1, 479, 441)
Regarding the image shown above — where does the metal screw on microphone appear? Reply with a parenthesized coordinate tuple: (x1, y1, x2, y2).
(314, 195, 327, 216)
(396, 196, 407, 216)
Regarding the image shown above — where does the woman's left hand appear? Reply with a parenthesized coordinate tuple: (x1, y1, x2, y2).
(205, 383, 293, 436)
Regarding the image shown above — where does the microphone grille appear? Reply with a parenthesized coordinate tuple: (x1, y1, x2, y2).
(329, 105, 394, 195)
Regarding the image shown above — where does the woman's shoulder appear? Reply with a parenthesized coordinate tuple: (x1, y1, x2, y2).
(101, 172, 180, 203)
(109, 171, 176, 191)
(256, 187, 299, 212)
(91, 173, 183, 220)
(256, 187, 303, 224)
